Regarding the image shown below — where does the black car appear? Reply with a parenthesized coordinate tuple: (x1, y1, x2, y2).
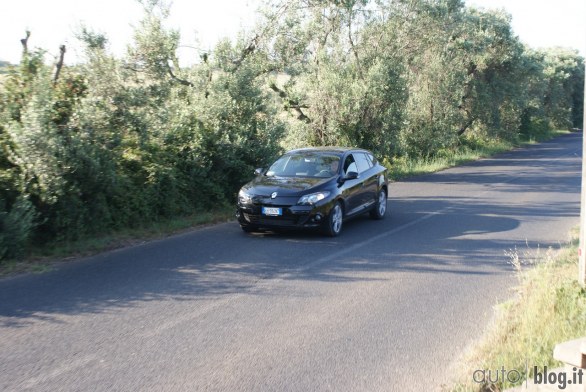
(236, 147, 388, 236)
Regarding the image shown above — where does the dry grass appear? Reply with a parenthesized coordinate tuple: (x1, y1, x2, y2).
(448, 232, 586, 391)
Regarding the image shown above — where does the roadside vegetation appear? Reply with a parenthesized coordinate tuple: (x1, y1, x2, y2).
(449, 231, 586, 391)
(388, 129, 568, 179)
(0, 206, 234, 276)
(0, 0, 584, 267)
(0, 60, 11, 74)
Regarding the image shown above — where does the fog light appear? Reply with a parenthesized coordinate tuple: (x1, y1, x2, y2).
(314, 214, 322, 222)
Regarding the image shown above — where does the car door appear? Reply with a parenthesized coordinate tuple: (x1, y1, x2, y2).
(353, 152, 378, 208)
(339, 153, 363, 215)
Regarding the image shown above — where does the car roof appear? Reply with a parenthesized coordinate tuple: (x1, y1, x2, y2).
(286, 146, 371, 155)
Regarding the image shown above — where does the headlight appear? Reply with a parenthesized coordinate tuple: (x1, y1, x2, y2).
(298, 191, 330, 205)
(238, 189, 253, 204)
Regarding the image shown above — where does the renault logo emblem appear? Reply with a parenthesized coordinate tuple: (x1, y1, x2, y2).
(271, 192, 278, 199)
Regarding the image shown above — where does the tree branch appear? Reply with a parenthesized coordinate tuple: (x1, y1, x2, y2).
(21, 30, 31, 56)
(231, 0, 294, 71)
(53, 45, 66, 85)
(347, 10, 364, 80)
(457, 117, 475, 136)
(166, 63, 194, 87)
(456, 62, 480, 136)
(269, 83, 311, 123)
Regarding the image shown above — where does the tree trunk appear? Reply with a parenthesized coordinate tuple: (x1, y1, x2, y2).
(53, 45, 66, 85)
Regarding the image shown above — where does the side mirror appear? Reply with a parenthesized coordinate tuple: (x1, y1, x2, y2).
(340, 172, 360, 182)
(254, 168, 264, 176)
(344, 171, 359, 180)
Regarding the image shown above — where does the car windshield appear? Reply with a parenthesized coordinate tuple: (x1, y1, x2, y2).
(266, 153, 341, 178)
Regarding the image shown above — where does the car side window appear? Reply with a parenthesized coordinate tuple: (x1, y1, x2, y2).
(366, 153, 376, 166)
(343, 154, 358, 175)
(354, 153, 372, 173)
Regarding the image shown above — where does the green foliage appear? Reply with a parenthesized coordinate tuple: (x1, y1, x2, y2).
(5, 69, 68, 205)
(0, 197, 37, 259)
(0, 0, 583, 261)
(264, 0, 583, 159)
(264, 0, 408, 158)
(77, 26, 109, 51)
(0, 60, 12, 75)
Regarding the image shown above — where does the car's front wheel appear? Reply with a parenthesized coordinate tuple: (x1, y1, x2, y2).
(323, 201, 343, 237)
(370, 188, 387, 220)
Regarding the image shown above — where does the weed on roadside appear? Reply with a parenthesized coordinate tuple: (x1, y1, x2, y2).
(448, 234, 586, 392)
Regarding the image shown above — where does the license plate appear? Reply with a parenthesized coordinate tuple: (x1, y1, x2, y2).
(262, 207, 282, 216)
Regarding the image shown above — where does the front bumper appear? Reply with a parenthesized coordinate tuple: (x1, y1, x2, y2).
(236, 202, 330, 229)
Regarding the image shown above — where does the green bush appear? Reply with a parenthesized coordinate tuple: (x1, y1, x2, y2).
(0, 197, 37, 259)
(0, 1, 583, 262)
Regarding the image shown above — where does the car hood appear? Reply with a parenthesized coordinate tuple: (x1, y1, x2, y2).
(242, 175, 334, 197)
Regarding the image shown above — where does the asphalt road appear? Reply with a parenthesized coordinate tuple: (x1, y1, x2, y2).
(0, 133, 582, 392)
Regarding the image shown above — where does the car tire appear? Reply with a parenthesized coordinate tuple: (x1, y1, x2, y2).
(370, 188, 387, 220)
(323, 201, 343, 237)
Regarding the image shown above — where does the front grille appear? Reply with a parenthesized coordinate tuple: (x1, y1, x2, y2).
(258, 216, 298, 227)
(241, 201, 317, 227)
(243, 212, 307, 227)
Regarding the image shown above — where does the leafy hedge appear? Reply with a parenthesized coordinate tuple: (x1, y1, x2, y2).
(0, 0, 583, 260)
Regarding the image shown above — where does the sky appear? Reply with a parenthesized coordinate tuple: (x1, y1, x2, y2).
(0, 0, 585, 65)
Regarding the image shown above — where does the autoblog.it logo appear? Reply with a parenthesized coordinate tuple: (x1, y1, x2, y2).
(473, 365, 585, 390)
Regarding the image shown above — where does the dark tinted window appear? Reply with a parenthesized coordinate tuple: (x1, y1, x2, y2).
(354, 153, 372, 173)
(343, 154, 357, 175)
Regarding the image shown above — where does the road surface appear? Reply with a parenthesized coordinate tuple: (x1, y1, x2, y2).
(0, 133, 582, 391)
